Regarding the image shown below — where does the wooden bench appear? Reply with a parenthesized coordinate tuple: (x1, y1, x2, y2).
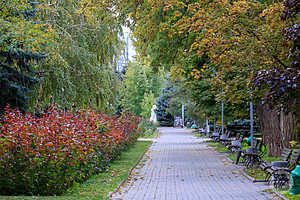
(234, 139, 265, 168)
(227, 133, 244, 152)
(264, 149, 300, 188)
(260, 148, 292, 170)
(210, 128, 221, 142)
(219, 130, 232, 146)
(242, 140, 265, 168)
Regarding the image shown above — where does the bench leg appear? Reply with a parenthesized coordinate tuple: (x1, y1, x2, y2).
(271, 172, 289, 188)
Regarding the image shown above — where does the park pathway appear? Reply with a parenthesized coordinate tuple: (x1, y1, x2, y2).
(110, 128, 279, 200)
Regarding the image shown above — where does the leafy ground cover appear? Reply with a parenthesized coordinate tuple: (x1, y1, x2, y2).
(0, 141, 152, 200)
(0, 106, 140, 196)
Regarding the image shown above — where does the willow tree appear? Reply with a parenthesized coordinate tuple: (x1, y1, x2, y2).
(120, 61, 165, 117)
(28, 0, 125, 112)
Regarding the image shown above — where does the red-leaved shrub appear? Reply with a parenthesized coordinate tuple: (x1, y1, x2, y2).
(0, 105, 140, 195)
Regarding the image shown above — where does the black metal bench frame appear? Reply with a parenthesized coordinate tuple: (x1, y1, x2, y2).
(263, 149, 299, 188)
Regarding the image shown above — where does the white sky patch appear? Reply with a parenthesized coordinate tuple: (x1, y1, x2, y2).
(122, 26, 136, 61)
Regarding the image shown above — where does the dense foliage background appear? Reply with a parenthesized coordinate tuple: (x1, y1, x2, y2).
(119, 61, 165, 118)
(118, 0, 299, 156)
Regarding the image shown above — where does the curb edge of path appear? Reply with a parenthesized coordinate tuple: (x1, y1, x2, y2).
(107, 134, 157, 199)
(272, 191, 289, 200)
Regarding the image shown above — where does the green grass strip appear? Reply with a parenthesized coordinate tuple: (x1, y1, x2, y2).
(207, 142, 230, 153)
(194, 133, 209, 138)
(0, 141, 152, 200)
(280, 190, 300, 200)
(244, 168, 267, 180)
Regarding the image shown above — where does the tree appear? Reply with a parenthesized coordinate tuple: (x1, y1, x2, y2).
(120, 61, 165, 116)
(140, 91, 155, 119)
(252, 0, 299, 153)
(122, 0, 299, 156)
(155, 83, 174, 126)
(27, 0, 125, 112)
(0, 1, 55, 113)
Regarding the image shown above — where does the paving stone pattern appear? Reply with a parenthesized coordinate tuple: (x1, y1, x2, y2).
(110, 128, 278, 200)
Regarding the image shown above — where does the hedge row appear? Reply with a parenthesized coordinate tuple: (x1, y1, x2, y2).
(0, 105, 140, 195)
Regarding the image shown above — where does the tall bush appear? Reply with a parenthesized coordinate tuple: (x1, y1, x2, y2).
(155, 83, 174, 127)
(0, 106, 140, 195)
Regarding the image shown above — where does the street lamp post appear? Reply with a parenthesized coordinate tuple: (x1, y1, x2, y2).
(182, 104, 184, 127)
(250, 101, 254, 148)
(249, 65, 254, 148)
(220, 88, 224, 136)
(221, 101, 224, 135)
(206, 118, 209, 135)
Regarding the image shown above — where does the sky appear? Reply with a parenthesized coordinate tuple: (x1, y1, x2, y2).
(123, 26, 136, 61)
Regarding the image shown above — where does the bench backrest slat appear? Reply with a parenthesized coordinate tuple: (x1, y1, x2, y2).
(289, 150, 300, 165)
(279, 148, 292, 161)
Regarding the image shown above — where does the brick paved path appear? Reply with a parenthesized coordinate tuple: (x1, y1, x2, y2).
(110, 128, 278, 200)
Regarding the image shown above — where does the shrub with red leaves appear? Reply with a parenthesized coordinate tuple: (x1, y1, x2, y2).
(0, 105, 140, 195)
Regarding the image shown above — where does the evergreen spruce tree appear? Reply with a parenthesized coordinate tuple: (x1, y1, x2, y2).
(155, 83, 174, 126)
(0, 1, 46, 113)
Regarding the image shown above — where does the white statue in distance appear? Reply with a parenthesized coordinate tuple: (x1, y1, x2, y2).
(150, 105, 157, 123)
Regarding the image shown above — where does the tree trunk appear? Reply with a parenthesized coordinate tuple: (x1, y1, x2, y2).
(214, 117, 216, 132)
(280, 111, 298, 147)
(256, 104, 298, 157)
(256, 104, 282, 157)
